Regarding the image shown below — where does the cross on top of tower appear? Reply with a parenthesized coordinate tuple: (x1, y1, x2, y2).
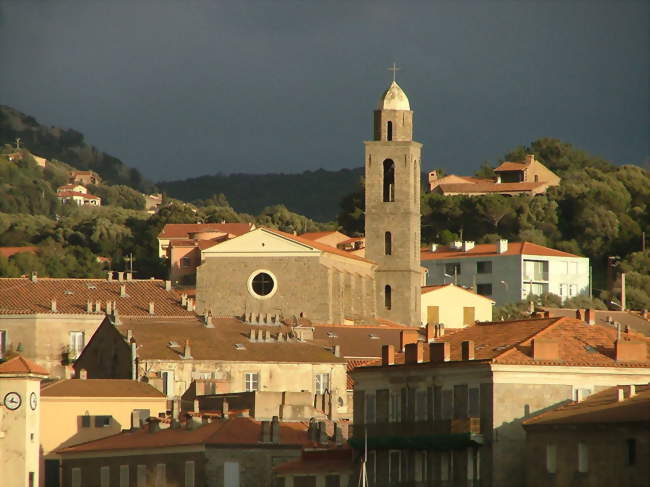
(387, 62, 400, 82)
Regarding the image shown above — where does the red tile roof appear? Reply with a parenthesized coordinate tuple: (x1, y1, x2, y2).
(523, 383, 650, 426)
(421, 283, 495, 302)
(41, 379, 165, 398)
(494, 161, 527, 172)
(0, 355, 49, 376)
(159, 223, 253, 239)
(300, 231, 347, 241)
(56, 191, 101, 200)
(436, 181, 545, 194)
(0, 278, 193, 316)
(310, 322, 409, 359)
(0, 246, 39, 258)
(420, 241, 580, 260)
(58, 417, 320, 454)
(543, 308, 650, 337)
(346, 359, 379, 389)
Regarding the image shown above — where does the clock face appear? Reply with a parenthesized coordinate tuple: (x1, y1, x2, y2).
(30, 392, 37, 410)
(4, 392, 22, 410)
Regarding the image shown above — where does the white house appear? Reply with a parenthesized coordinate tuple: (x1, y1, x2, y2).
(421, 240, 589, 306)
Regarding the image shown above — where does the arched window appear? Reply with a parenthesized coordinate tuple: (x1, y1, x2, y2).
(385, 231, 392, 255)
(387, 121, 393, 141)
(383, 159, 395, 202)
(385, 285, 392, 310)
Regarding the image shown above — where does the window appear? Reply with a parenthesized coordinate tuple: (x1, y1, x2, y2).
(161, 371, 174, 397)
(385, 231, 392, 255)
(120, 465, 129, 487)
(569, 284, 577, 297)
(467, 448, 475, 480)
(414, 451, 427, 481)
(366, 451, 376, 483)
(389, 450, 401, 482)
(387, 121, 393, 141)
(441, 389, 453, 419)
(137, 465, 147, 487)
(180, 257, 192, 267)
(524, 260, 549, 281)
(546, 444, 557, 473)
(477, 283, 492, 296)
(476, 261, 492, 274)
(185, 461, 195, 487)
(445, 262, 461, 277)
(389, 391, 401, 423)
(383, 159, 395, 202)
(559, 284, 566, 297)
(578, 442, 588, 473)
(71, 468, 81, 487)
(385, 285, 392, 310)
(626, 438, 637, 465)
(0, 330, 6, 358)
(100, 466, 110, 487)
(463, 307, 475, 326)
(245, 372, 259, 391)
(468, 387, 480, 417)
(81, 414, 91, 428)
(95, 415, 112, 427)
(69, 331, 85, 359)
(251, 272, 274, 296)
(441, 452, 451, 481)
(314, 373, 330, 395)
(365, 394, 376, 423)
(415, 389, 427, 421)
(325, 475, 341, 487)
(155, 464, 166, 487)
(28, 472, 34, 487)
(568, 261, 578, 274)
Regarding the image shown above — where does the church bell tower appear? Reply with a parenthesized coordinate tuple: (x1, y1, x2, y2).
(364, 80, 421, 326)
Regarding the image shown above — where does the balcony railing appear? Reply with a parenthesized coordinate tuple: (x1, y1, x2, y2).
(351, 417, 481, 441)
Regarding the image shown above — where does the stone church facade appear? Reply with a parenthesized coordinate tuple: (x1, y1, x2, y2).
(196, 81, 422, 326)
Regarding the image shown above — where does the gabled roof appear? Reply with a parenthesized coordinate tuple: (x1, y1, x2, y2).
(494, 161, 527, 172)
(111, 316, 345, 364)
(420, 241, 580, 260)
(310, 322, 409, 359)
(0, 355, 49, 376)
(41, 379, 165, 398)
(523, 383, 650, 426)
(421, 283, 495, 303)
(543, 308, 650, 337)
(0, 278, 192, 316)
(58, 417, 320, 454)
(56, 191, 101, 200)
(159, 223, 253, 239)
(300, 231, 349, 242)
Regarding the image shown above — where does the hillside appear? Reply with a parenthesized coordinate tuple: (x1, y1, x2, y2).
(158, 168, 364, 222)
(0, 105, 154, 193)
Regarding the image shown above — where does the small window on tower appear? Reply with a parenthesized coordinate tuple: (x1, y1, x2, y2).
(387, 121, 393, 141)
(383, 159, 395, 202)
(385, 285, 392, 310)
(385, 232, 392, 255)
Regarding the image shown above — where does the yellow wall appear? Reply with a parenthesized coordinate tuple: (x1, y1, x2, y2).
(420, 285, 493, 328)
(40, 395, 168, 456)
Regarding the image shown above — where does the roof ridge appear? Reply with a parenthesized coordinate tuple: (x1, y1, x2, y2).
(492, 317, 566, 361)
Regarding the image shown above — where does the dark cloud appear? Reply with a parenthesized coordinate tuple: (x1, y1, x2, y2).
(1, 0, 647, 181)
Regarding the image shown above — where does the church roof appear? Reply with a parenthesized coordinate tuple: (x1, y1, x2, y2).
(377, 81, 410, 111)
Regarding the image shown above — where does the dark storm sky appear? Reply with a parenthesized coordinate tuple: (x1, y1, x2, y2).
(1, 1, 648, 182)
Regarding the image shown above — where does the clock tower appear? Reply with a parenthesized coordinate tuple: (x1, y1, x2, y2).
(364, 79, 422, 326)
(0, 355, 49, 487)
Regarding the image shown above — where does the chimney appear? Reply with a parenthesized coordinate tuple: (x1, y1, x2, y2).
(271, 416, 281, 444)
(405, 342, 424, 364)
(50, 298, 57, 312)
(334, 422, 344, 446)
(399, 330, 419, 352)
(193, 399, 200, 412)
(107, 271, 113, 281)
(222, 399, 229, 418)
(333, 345, 341, 357)
(86, 300, 92, 313)
(381, 345, 395, 366)
(308, 418, 318, 442)
(452, 240, 463, 250)
(430, 243, 437, 252)
(627, 384, 637, 398)
(525, 154, 535, 164)
(187, 299, 195, 312)
(426, 323, 435, 342)
(249, 329, 256, 342)
(496, 175, 502, 184)
(204, 313, 214, 328)
(617, 388, 625, 402)
(575, 309, 585, 321)
(462, 241, 475, 252)
(181, 294, 188, 306)
(126, 329, 133, 342)
(182, 340, 192, 359)
(543, 311, 551, 318)
(165, 280, 172, 291)
(461, 340, 475, 360)
(147, 418, 160, 433)
(94, 300, 101, 313)
(429, 342, 450, 363)
(79, 368, 88, 380)
(106, 301, 112, 315)
(318, 420, 328, 444)
(118, 271, 124, 282)
(497, 239, 508, 254)
(615, 339, 647, 362)
(532, 339, 559, 360)
(30, 271, 37, 283)
(428, 170, 438, 185)
(585, 309, 596, 325)
(260, 421, 271, 443)
(126, 272, 133, 281)
(621, 273, 626, 311)
(120, 285, 127, 298)
(148, 302, 155, 315)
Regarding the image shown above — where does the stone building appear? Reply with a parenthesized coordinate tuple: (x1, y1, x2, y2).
(523, 382, 650, 487)
(350, 317, 650, 487)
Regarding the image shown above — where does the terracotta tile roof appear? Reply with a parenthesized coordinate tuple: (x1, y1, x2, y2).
(58, 417, 318, 454)
(274, 449, 354, 474)
(420, 241, 580, 260)
(0, 355, 49, 376)
(346, 359, 379, 389)
(117, 316, 345, 364)
(300, 231, 348, 241)
(436, 181, 545, 194)
(56, 191, 101, 199)
(159, 223, 253, 239)
(265, 228, 374, 264)
(523, 383, 650, 426)
(358, 317, 650, 370)
(543, 308, 650, 337)
(310, 323, 408, 359)
(0, 278, 193, 316)
(0, 246, 38, 258)
(421, 283, 495, 302)
(41, 379, 165, 398)
(494, 161, 527, 172)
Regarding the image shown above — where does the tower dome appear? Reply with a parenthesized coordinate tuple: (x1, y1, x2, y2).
(377, 81, 410, 110)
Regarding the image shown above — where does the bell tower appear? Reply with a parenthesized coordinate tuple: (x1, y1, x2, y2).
(365, 80, 422, 326)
